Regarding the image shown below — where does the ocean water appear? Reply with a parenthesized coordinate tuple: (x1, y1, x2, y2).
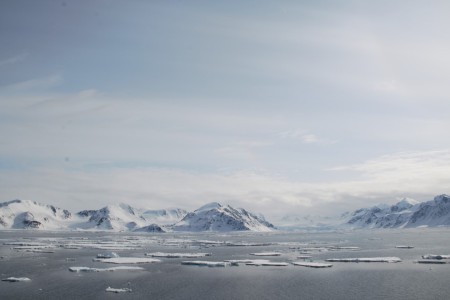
(1, 228, 450, 300)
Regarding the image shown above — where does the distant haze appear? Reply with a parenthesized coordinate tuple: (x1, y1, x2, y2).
(1, 1, 450, 219)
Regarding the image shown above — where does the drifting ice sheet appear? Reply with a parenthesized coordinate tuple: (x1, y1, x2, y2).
(2, 277, 31, 282)
(69, 266, 144, 272)
(225, 259, 270, 266)
(145, 252, 211, 258)
(292, 262, 333, 268)
(416, 260, 447, 264)
(421, 254, 450, 260)
(325, 257, 401, 263)
(250, 252, 282, 256)
(96, 257, 161, 264)
(96, 252, 119, 259)
(181, 261, 227, 267)
(105, 287, 132, 293)
(245, 261, 288, 266)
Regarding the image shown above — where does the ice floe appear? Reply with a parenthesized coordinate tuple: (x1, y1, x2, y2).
(181, 261, 227, 267)
(69, 266, 144, 272)
(325, 257, 401, 263)
(250, 252, 282, 256)
(416, 260, 447, 264)
(225, 259, 270, 266)
(421, 254, 450, 260)
(95, 257, 161, 264)
(225, 242, 272, 247)
(328, 246, 360, 251)
(2, 277, 31, 282)
(292, 262, 333, 268)
(145, 252, 211, 258)
(96, 252, 119, 259)
(245, 261, 288, 266)
(105, 287, 132, 293)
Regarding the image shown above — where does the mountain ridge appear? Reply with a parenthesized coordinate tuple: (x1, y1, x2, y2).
(0, 199, 273, 232)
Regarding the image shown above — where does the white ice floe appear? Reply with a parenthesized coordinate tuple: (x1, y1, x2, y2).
(96, 252, 120, 259)
(181, 261, 227, 267)
(225, 259, 270, 266)
(95, 257, 161, 264)
(250, 252, 282, 256)
(396, 245, 414, 249)
(245, 261, 288, 266)
(105, 287, 132, 293)
(225, 242, 272, 247)
(325, 257, 401, 263)
(2, 277, 31, 282)
(292, 262, 333, 268)
(69, 266, 144, 272)
(328, 246, 360, 251)
(416, 260, 447, 264)
(421, 254, 450, 260)
(145, 252, 211, 258)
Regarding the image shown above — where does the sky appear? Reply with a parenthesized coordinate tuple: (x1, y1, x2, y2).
(1, 0, 450, 220)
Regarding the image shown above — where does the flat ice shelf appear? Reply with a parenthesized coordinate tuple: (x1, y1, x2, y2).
(292, 262, 333, 268)
(325, 257, 401, 263)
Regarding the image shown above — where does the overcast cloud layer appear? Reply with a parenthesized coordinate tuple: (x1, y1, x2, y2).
(1, 1, 450, 219)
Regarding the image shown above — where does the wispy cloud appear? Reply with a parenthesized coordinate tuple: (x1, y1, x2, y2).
(1, 149, 448, 218)
(0, 53, 29, 67)
(279, 129, 333, 145)
(8, 74, 63, 91)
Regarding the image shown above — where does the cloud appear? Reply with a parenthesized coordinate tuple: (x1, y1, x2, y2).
(215, 141, 271, 160)
(0, 53, 29, 67)
(1, 149, 449, 219)
(279, 129, 333, 145)
(8, 74, 63, 91)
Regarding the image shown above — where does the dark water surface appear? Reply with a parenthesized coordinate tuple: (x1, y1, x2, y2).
(1, 228, 450, 299)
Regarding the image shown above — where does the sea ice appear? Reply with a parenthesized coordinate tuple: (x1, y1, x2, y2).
(181, 261, 227, 267)
(2, 277, 31, 282)
(95, 257, 161, 264)
(416, 260, 447, 264)
(292, 262, 333, 268)
(96, 252, 120, 258)
(69, 266, 144, 272)
(421, 254, 450, 260)
(145, 252, 211, 258)
(225, 242, 272, 247)
(325, 257, 402, 263)
(245, 261, 288, 266)
(328, 246, 360, 251)
(225, 259, 270, 266)
(105, 287, 132, 293)
(250, 252, 282, 256)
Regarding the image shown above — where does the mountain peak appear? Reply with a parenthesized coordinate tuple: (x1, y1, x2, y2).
(195, 202, 222, 212)
(395, 198, 419, 207)
(434, 194, 450, 203)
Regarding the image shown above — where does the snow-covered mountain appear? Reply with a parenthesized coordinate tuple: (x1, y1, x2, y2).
(345, 195, 450, 228)
(76, 203, 148, 231)
(172, 202, 275, 232)
(0, 200, 72, 230)
(142, 208, 187, 225)
(0, 199, 274, 232)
